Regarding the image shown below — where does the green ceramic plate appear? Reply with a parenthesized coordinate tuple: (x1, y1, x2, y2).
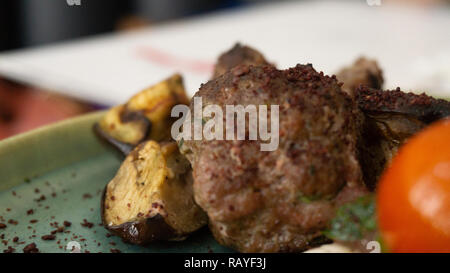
(0, 111, 232, 253)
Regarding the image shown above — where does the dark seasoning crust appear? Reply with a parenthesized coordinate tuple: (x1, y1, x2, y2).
(356, 86, 450, 123)
(182, 64, 367, 252)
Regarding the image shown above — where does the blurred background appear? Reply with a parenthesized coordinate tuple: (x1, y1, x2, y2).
(0, 0, 449, 140)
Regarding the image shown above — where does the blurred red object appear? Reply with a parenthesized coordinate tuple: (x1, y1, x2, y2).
(0, 79, 93, 140)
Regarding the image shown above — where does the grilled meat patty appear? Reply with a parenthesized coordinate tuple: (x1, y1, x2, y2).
(336, 57, 384, 96)
(212, 43, 271, 79)
(179, 64, 367, 252)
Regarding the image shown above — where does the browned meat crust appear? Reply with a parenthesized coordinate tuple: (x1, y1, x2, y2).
(180, 64, 367, 252)
(336, 57, 384, 96)
(212, 43, 271, 78)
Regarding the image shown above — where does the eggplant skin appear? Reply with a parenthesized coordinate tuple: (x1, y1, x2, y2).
(100, 188, 178, 245)
(93, 124, 135, 155)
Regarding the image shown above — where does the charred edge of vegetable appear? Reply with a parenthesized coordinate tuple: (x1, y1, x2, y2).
(93, 123, 135, 156)
(358, 110, 430, 190)
(120, 108, 151, 127)
(100, 187, 177, 245)
(366, 108, 448, 125)
(117, 107, 153, 144)
(357, 116, 388, 191)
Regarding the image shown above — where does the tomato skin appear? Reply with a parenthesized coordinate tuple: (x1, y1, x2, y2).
(377, 118, 450, 253)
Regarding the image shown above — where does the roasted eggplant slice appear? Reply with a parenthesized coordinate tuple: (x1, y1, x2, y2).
(336, 57, 384, 96)
(357, 86, 450, 123)
(96, 74, 190, 154)
(101, 141, 207, 245)
(356, 86, 450, 190)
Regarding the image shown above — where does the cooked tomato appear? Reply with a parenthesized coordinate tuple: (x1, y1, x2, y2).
(377, 118, 450, 253)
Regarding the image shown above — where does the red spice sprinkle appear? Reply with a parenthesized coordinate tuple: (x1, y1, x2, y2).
(42, 235, 56, 241)
(81, 219, 94, 228)
(83, 193, 93, 199)
(35, 195, 46, 202)
(23, 243, 39, 253)
(110, 248, 121, 253)
(13, 237, 19, 243)
(29, 219, 38, 224)
(8, 219, 18, 225)
(27, 209, 34, 215)
(34, 188, 40, 193)
(4, 246, 15, 253)
(63, 221, 72, 227)
(0, 223, 7, 229)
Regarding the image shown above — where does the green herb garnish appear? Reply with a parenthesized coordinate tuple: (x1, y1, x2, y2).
(178, 138, 184, 149)
(323, 195, 377, 242)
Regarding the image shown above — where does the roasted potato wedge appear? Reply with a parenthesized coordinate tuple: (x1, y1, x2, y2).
(96, 74, 189, 154)
(101, 141, 207, 245)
